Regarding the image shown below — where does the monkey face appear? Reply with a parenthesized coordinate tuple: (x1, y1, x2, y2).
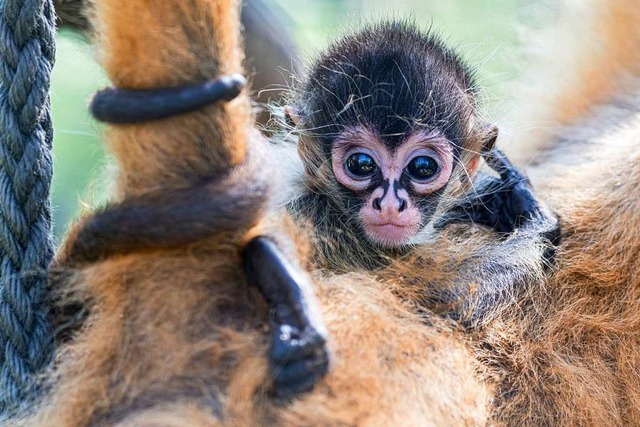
(331, 127, 454, 247)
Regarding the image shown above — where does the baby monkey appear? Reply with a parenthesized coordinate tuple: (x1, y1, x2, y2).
(285, 22, 559, 275)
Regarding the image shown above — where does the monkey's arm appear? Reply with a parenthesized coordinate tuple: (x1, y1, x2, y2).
(460, 219, 558, 327)
(243, 237, 330, 399)
(421, 214, 559, 328)
(430, 150, 560, 326)
(435, 148, 560, 269)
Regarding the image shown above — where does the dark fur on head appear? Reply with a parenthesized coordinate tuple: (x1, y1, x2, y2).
(296, 21, 477, 155)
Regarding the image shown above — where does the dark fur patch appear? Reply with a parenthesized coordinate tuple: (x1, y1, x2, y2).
(296, 21, 476, 156)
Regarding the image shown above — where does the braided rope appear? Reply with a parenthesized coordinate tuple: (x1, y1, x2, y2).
(0, 0, 55, 414)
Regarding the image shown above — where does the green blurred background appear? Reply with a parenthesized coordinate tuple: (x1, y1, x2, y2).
(50, 0, 526, 239)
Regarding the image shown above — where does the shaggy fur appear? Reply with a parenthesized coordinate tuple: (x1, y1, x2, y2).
(15, 0, 489, 425)
(13, 0, 639, 425)
(477, 1, 640, 416)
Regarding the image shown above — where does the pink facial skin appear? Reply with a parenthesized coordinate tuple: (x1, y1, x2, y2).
(331, 127, 454, 247)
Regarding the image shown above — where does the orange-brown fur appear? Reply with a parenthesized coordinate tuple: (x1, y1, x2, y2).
(55, 0, 298, 128)
(475, 118, 640, 425)
(15, 0, 640, 425)
(487, 74, 640, 423)
(16, 0, 489, 425)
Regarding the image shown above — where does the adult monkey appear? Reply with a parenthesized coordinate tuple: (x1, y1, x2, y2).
(17, 0, 640, 425)
(17, 0, 488, 425)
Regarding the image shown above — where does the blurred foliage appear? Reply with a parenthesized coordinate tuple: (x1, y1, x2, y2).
(51, 30, 107, 240)
(50, 0, 522, 239)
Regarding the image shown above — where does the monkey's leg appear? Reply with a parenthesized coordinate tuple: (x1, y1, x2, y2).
(243, 237, 330, 399)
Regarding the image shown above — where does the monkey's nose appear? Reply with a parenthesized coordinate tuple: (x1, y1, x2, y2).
(372, 196, 407, 214)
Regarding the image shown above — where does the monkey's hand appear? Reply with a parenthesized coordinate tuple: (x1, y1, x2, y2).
(435, 149, 561, 258)
(243, 237, 330, 399)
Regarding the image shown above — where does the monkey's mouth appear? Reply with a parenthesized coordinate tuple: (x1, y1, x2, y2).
(364, 222, 418, 247)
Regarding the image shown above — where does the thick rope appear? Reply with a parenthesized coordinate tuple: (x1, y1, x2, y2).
(0, 0, 55, 415)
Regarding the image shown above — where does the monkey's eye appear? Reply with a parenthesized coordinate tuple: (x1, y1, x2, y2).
(345, 153, 377, 178)
(406, 156, 439, 181)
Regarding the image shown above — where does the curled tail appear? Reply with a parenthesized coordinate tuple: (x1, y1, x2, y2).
(59, 148, 270, 265)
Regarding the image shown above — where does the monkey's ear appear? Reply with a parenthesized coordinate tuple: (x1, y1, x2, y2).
(465, 124, 499, 177)
(284, 105, 301, 127)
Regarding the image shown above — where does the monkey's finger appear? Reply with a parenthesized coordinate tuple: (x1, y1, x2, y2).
(480, 124, 499, 153)
(505, 183, 540, 219)
(269, 305, 299, 331)
(541, 219, 562, 267)
(483, 149, 525, 182)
